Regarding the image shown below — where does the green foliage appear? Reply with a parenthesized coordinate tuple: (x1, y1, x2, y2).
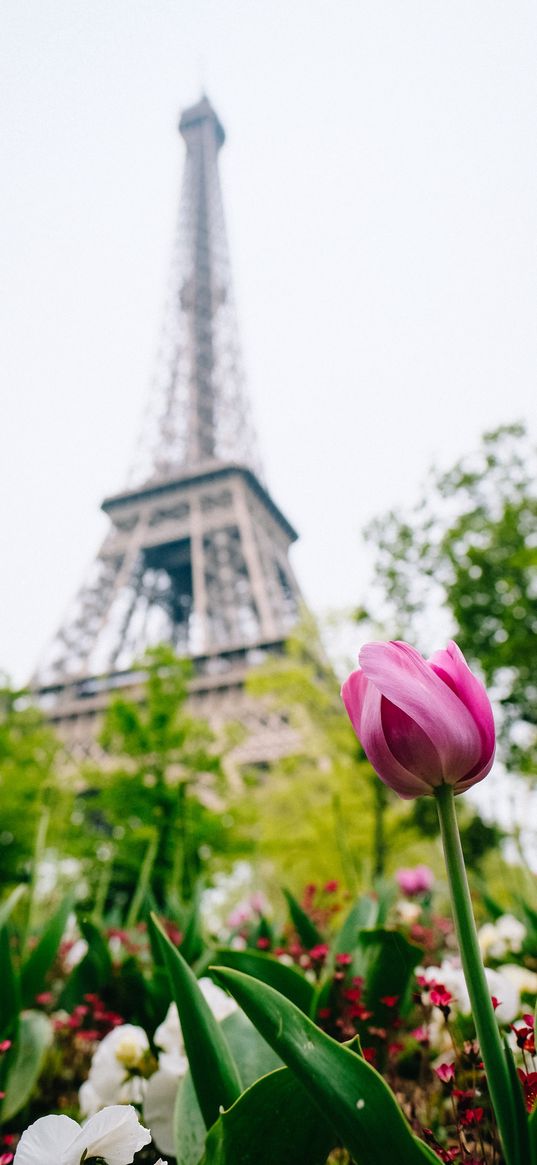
(211, 948, 315, 1015)
(0, 1011, 52, 1123)
(202, 1067, 336, 1165)
(74, 646, 229, 907)
(174, 1009, 282, 1165)
(20, 893, 73, 1007)
(361, 422, 537, 773)
(212, 968, 441, 1164)
(0, 680, 60, 887)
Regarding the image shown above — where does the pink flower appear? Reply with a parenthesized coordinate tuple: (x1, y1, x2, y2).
(396, 865, 434, 896)
(341, 640, 495, 799)
(435, 1062, 455, 1084)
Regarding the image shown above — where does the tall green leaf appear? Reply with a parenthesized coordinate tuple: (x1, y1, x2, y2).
(502, 1035, 530, 1165)
(283, 888, 323, 949)
(20, 894, 73, 1007)
(202, 1067, 336, 1165)
(332, 895, 379, 956)
(149, 914, 241, 1129)
(357, 927, 423, 1021)
(172, 1009, 282, 1165)
(0, 1011, 52, 1121)
(58, 917, 113, 1010)
(212, 948, 314, 1014)
(213, 967, 441, 1165)
(179, 893, 205, 965)
(0, 926, 20, 1040)
(0, 886, 27, 931)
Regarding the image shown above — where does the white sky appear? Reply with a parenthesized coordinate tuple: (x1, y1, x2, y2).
(1, 0, 536, 683)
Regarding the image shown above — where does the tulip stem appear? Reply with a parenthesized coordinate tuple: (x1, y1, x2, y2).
(434, 782, 523, 1165)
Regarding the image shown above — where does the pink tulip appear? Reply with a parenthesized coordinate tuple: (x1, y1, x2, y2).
(341, 640, 495, 799)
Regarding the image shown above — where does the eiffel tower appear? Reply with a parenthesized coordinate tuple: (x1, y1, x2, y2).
(34, 96, 303, 764)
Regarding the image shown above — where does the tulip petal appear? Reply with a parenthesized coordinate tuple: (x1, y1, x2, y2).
(380, 698, 443, 782)
(359, 680, 433, 798)
(341, 669, 369, 740)
(359, 641, 482, 784)
(70, 1106, 151, 1165)
(428, 641, 495, 776)
(14, 1115, 80, 1165)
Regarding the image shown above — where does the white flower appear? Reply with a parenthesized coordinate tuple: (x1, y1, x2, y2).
(14, 1105, 151, 1165)
(495, 915, 526, 953)
(498, 963, 537, 997)
(143, 1070, 179, 1156)
(478, 915, 526, 961)
(79, 1024, 150, 1116)
(154, 979, 236, 1075)
(395, 900, 422, 926)
(477, 923, 498, 960)
(418, 959, 520, 1024)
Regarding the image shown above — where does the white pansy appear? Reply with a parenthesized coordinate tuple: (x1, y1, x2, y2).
(154, 979, 236, 1074)
(477, 923, 498, 960)
(14, 1105, 150, 1165)
(143, 1070, 180, 1156)
(478, 915, 526, 961)
(498, 963, 537, 997)
(495, 915, 526, 953)
(79, 1024, 150, 1116)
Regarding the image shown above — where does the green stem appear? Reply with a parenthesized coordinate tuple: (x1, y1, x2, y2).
(434, 783, 522, 1165)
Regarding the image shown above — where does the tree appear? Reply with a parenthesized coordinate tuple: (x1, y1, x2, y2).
(0, 679, 60, 887)
(360, 422, 537, 774)
(80, 646, 227, 908)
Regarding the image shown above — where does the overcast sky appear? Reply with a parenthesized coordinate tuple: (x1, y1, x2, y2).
(1, 0, 536, 683)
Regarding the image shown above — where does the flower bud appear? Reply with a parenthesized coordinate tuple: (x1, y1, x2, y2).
(341, 640, 495, 798)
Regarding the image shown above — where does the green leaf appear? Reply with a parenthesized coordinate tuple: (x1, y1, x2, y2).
(149, 914, 242, 1130)
(173, 1009, 282, 1165)
(332, 894, 379, 956)
(502, 1035, 530, 1165)
(0, 1011, 52, 1121)
(357, 928, 423, 1021)
(58, 917, 113, 1010)
(0, 926, 21, 1040)
(202, 1067, 336, 1165)
(212, 948, 314, 1014)
(212, 967, 441, 1165)
(283, 888, 323, 949)
(0, 886, 27, 931)
(79, 917, 113, 974)
(20, 894, 73, 1008)
(529, 1103, 537, 1165)
(179, 894, 205, 965)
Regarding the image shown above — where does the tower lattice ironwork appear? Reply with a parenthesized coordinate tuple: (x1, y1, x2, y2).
(34, 96, 303, 762)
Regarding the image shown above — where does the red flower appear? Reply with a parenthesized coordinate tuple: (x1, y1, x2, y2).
(518, 1069, 537, 1113)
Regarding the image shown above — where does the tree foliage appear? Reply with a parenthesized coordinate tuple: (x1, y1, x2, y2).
(361, 422, 537, 773)
(79, 646, 228, 907)
(0, 680, 60, 886)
